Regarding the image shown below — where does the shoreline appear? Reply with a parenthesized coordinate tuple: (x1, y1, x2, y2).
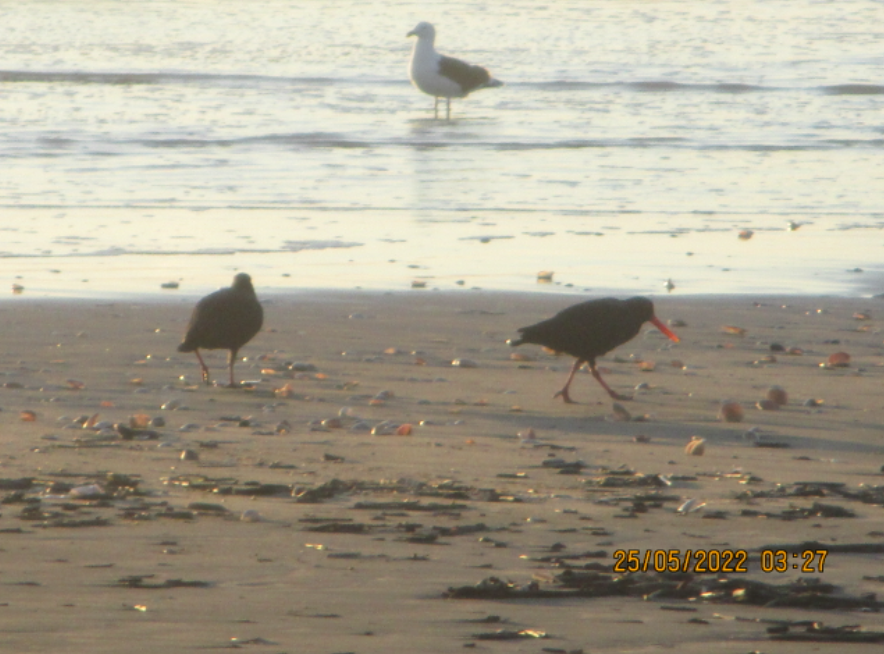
(4, 283, 884, 305)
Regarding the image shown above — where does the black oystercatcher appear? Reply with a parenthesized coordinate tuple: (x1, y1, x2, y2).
(507, 297, 679, 403)
(177, 273, 263, 387)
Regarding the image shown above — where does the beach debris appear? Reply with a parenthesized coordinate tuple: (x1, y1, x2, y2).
(685, 437, 706, 456)
(721, 325, 747, 336)
(756, 399, 780, 411)
(444, 573, 883, 611)
(294, 479, 353, 504)
(69, 484, 106, 499)
(768, 622, 884, 643)
(452, 358, 479, 368)
(411, 279, 427, 288)
(240, 509, 262, 522)
(742, 428, 790, 448)
(160, 281, 180, 289)
(180, 449, 199, 462)
(767, 385, 788, 406)
(738, 229, 754, 240)
(634, 435, 651, 443)
(518, 428, 536, 442)
(823, 352, 851, 368)
(611, 403, 631, 422)
(537, 271, 554, 283)
(115, 424, 160, 440)
(739, 502, 855, 520)
(718, 401, 744, 423)
(371, 421, 396, 436)
(676, 498, 706, 514)
(19, 410, 37, 422)
(116, 575, 211, 589)
(472, 629, 548, 640)
(664, 278, 675, 292)
(586, 470, 671, 489)
(12, 283, 24, 294)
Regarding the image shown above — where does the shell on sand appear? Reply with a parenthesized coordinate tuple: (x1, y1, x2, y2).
(677, 498, 706, 514)
(767, 386, 788, 406)
(685, 436, 706, 456)
(180, 449, 199, 461)
(718, 401, 744, 423)
(826, 351, 851, 367)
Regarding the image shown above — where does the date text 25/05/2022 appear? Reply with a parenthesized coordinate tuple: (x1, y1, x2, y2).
(611, 549, 828, 574)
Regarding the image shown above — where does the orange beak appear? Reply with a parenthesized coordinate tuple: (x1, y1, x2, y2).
(650, 316, 680, 343)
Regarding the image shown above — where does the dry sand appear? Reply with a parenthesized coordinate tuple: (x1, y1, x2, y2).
(1, 290, 883, 653)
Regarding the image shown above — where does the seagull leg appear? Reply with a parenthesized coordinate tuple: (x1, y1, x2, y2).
(433, 97, 438, 119)
(193, 349, 211, 386)
(589, 360, 632, 401)
(553, 359, 585, 404)
(446, 98, 451, 121)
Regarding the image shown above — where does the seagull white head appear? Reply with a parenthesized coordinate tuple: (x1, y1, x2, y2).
(407, 21, 435, 41)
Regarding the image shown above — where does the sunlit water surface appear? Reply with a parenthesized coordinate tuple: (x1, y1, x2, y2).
(2, 0, 883, 299)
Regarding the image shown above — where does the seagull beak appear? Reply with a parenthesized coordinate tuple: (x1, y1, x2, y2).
(407, 29, 416, 37)
(650, 316, 680, 343)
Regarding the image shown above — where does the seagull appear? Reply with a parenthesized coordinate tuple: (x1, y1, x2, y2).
(177, 273, 264, 387)
(406, 21, 503, 120)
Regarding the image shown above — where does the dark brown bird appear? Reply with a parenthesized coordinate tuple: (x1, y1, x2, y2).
(177, 273, 263, 387)
(507, 296, 679, 403)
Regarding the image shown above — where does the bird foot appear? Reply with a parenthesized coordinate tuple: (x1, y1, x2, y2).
(609, 392, 633, 402)
(553, 390, 577, 404)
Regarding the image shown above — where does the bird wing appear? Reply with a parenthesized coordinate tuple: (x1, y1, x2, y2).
(179, 288, 263, 351)
(438, 55, 492, 94)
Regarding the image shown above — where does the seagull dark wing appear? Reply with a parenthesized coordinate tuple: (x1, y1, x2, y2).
(438, 55, 492, 94)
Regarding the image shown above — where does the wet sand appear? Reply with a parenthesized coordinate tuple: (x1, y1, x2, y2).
(1, 290, 884, 653)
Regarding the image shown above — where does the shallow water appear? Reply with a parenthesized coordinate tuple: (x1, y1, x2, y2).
(2, 0, 883, 299)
